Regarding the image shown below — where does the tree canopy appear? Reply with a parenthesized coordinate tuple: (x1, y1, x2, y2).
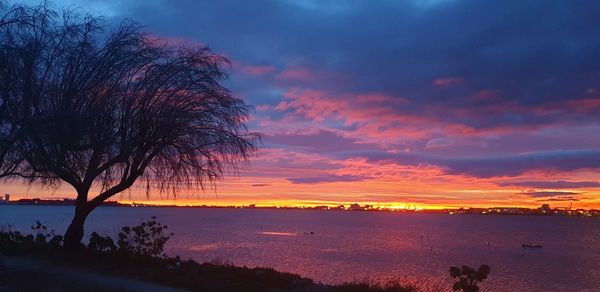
(0, 2, 259, 248)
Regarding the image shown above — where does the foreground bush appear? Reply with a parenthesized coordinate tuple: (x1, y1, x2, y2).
(116, 216, 172, 257)
(334, 281, 414, 292)
(0, 222, 62, 255)
(88, 232, 117, 252)
(449, 265, 491, 292)
(87, 216, 172, 257)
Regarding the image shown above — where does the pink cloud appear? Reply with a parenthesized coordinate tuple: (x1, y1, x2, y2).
(432, 77, 465, 87)
(467, 90, 500, 101)
(275, 89, 339, 121)
(425, 137, 454, 149)
(566, 98, 600, 113)
(356, 93, 407, 104)
(255, 104, 272, 111)
(240, 65, 277, 76)
(276, 67, 315, 82)
(277, 89, 410, 125)
(268, 82, 600, 153)
(275, 88, 437, 145)
(333, 157, 446, 182)
(272, 86, 575, 152)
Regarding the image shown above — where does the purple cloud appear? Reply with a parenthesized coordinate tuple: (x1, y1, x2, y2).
(287, 174, 365, 184)
(442, 150, 600, 178)
(359, 149, 600, 179)
(539, 197, 580, 202)
(265, 130, 377, 152)
(518, 191, 579, 198)
(499, 181, 600, 189)
(56, 0, 600, 207)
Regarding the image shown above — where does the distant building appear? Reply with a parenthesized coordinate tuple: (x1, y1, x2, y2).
(540, 204, 552, 213)
(313, 205, 329, 210)
(0, 194, 9, 204)
(348, 203, 364, 211)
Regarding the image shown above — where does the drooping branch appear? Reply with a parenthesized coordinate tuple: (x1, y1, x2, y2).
(1, 2, 259, 249)
(2, 2, 258, 207)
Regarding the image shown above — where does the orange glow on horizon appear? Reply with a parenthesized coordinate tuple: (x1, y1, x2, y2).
(116, 199, 458, 210)
(3, 156, 599, 210)
(113, 198, 596, 210)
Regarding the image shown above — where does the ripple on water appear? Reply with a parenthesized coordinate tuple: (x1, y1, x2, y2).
(1, 206, 599, 291)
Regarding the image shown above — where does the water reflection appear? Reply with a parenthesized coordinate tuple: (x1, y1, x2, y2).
(259, 231, 296, 236)
(1, 206, 598, 291)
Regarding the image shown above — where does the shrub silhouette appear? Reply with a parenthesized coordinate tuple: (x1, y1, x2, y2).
(449, 264, 491, 292)
(30, 221, 63, 249)
(0, 222, 62, 253)
(2, 218, 172, 257)
(88, 232, 117, 252)
(117, 216, 172, 257)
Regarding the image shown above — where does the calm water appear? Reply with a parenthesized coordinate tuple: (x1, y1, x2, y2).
(1, 206, 598, 291)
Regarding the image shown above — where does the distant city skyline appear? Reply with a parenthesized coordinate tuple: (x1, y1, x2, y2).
(5, 0, 600, 209)
(6, 197, 600, 218)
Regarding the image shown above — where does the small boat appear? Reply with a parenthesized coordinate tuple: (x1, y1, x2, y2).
(522, 243, 543, 248)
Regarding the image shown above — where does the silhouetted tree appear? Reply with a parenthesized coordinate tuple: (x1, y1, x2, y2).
(0, 3, 258, 249)
(0, 2, 38, 178)
(449, 264, 491, 292)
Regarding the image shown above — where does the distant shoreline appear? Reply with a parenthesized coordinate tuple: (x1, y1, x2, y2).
(2, 200, 598, 217)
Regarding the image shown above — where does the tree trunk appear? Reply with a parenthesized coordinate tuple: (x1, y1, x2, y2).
(63, 204, 89, 250)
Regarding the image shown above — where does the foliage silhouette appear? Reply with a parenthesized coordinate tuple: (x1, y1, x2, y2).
(449, 264, 491, 292)
(116, 216, 172, 257)
(0, 222, 62, 254)
(88, 217, 171, 255)
(88, 232, 117, 252)
(0, 2, 258, 249)
(0, 2, 39, 179)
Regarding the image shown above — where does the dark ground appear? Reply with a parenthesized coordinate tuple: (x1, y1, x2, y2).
(0, 256, 184, 292)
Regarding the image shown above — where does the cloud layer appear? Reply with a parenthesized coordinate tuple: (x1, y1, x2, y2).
(20, 0, 600, 208)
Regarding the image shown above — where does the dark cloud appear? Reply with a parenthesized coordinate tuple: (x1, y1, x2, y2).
(520, 191, 580, 203)
(499, 180, 600, 189)
(358, 149, 600, 178)
(265, 130, 378, 152)
(441, 150, 600, 178)
(58, 0, 600, 185)
(539, 197, 580, 202)
(102, 1, 600, 106)
(518, 191, 579, 198)
(71, 0, 600, 137)
(287, 174, 364, 184)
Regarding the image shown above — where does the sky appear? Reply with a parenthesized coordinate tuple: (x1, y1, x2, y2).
(6, 0, 600, 209)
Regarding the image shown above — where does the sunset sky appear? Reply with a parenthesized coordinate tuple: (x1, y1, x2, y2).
(7, 0, 600, 209)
